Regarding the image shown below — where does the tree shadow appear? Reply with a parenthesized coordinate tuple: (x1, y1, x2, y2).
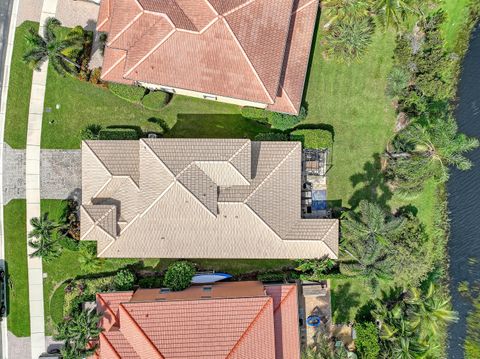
(348, 153, 393, 210)
(331, 282, 361, 323)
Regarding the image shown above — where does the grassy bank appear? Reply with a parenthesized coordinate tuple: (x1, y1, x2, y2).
(4, 21, 38, 149)
(4, 200, 30, 337)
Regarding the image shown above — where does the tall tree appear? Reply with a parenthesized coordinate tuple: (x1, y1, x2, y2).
(340, 237, 393, 291)
(372, 0, 417, 29)
(23, 17, 83, 75)
(28, 213, 63, 261)
(322, 0, 371, 28)
(341, 200, 405, 245)
(386, 118, 479, 193)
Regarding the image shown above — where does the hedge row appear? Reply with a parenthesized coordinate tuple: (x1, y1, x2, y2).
(108, 83, 146, 103)
(290, 129, 333, 149)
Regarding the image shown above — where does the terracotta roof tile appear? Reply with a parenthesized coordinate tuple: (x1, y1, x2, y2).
(102, 330, 139, 358)
(121, 297, 275, 358)
(224, 0, 294, 98)
(98, 0, 318, 112)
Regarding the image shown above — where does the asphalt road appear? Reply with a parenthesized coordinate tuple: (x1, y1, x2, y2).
(0, 0, 14, 357)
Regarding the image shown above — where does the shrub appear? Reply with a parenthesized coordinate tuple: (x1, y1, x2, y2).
(163, 261, 195, 291)
(81, 124, 102, 140)
(108, 83, 146, 103)
(58, 236, 79, 251)
(113, 269, 136, 291)
(142, 91, 171, 110)
(98, 128, 139, 140)
(290, 129, 333, 149)
(257, 272, 285, 282)
(386, 66, 409, 99)
(89, 68, 102, 85)
(147, 117, 170, 134)
(138, 276, 163, 289)
(241, 107, 268, 121)
(267, 106, 307, 131)
(355, 322, 380, 359)
(254, 132, 289, 141)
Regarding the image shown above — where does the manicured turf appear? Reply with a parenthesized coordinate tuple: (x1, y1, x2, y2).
(4, 200, 30, 337)
(441, 0, 472, 50)
(41, 72, 245, 149)
(4, 21, 38, 149)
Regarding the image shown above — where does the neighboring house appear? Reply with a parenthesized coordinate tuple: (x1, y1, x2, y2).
(80, 139, 338, 258)
(96, 0, 320, 114)
(92, 281, 300, 359)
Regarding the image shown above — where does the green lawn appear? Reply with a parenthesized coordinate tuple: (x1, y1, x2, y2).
(441, 0, 472, 50)
(4, 21, 38, 149)
(304, 27, 397, 208)
(4, 200, 30, 337)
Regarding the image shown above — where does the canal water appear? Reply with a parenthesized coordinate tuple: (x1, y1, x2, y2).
(447, 23, 480, 359)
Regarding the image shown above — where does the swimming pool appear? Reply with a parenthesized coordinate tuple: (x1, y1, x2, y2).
(312, 190, 327, 211)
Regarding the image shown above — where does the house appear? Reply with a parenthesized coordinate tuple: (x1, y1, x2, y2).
(96, 0, 320, 114)
(80, 139, 338, 258)
(93, 281, 300, 358)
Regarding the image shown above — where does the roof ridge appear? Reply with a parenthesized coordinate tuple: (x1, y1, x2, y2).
(119, 303, 165, 359)
(221, 17, 274, 103)
(175, 176, 218, 217)
(222, 0, 255, 16)
(244, 142, 300, 203)
(97, 293, 120, 324)
(294, 0, 317, 14)
(124, 27, 176, 78)
(273, 285, 295, 313)
(99, 332, 122, 359)
(107, 11, 144, 47)
(225, 297, 273, 358)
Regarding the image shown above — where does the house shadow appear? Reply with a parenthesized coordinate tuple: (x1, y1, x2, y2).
(348, 153, 393, 210)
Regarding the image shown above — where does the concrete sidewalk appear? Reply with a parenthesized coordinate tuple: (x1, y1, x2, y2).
(25, 0, 59, 357)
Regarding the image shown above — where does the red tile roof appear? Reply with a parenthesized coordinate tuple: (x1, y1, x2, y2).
(97, 0, 319, 114)
(94, 283, 300, 359)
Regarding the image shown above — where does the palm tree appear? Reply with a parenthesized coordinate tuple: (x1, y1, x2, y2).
(406, 283, 458, 339)
(322, 0, 371, 28)
(386, 118, 479, 192)
(78, 244, 102, 272)
(325, 19, 375, 61)
(23, 17, 83, 75)
(340, 237, 393, 291)
(341, 200, 405, 245)
(55, 310, 102, 355)
(372, 0, 417, 29)
(28, 213, 63, 261)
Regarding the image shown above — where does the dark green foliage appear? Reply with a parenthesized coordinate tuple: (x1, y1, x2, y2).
(254, 132, 289, 141)
(113, 269, 136, 291)
(257, 272, 286, 282)
(389, 214, 433, 287)
(108, 83, 146, 103)
(241, 106, 268, 121)
(98, 128, 139, 140)
(325, 19, 375, 61)
(81, 124, 102, 140)
(290, 129, 333, 149)
(23, 18, 84, 76)
(355, 322, 380, 359)
(296, 258, 335, 280)
(138, 276, 163, 288)
(55, 310, 102, 358)
(142, 91, 171, 110)
(386, 66, 409, 98)
(465, 298, 480, 358)
(268, 107, 307, 131)
(58, 236, 79, 251)
(163, 261, 196, 291)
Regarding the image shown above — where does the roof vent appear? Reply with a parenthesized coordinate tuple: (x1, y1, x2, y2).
(160, 288, 170, 294)
(202, 286, 212, 292)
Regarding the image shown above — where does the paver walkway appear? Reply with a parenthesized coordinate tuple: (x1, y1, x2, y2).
(25, 0, 58, 357)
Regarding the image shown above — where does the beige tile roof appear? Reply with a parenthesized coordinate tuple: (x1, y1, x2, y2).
(81, 139, 338, 258)
(97, 0, 319, 114)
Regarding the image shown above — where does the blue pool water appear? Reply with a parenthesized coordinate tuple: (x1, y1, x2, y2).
(312, 190, 327, 210)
